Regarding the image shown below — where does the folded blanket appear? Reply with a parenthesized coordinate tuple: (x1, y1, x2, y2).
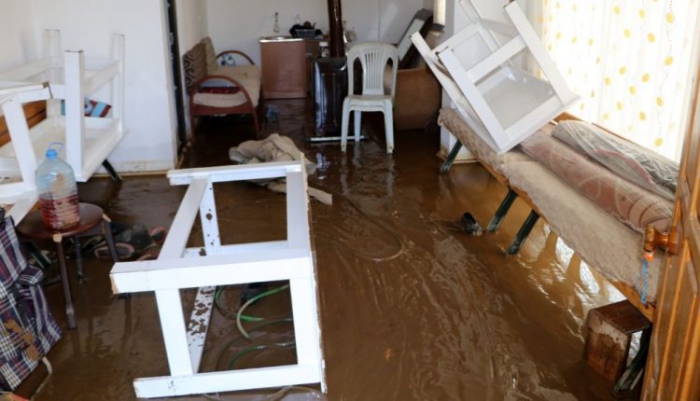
(229, 134, 332, 205)
(519, 132, 673, 233)
(552, 121, 678, 201)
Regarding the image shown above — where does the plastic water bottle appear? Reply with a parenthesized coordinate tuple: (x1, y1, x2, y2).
(36, 143, 80, 230)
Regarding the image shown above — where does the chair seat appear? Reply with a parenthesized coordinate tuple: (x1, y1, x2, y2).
(345, 95, 393, 112)
(194, 68, 261, 108)
(194, 92, 251, 108)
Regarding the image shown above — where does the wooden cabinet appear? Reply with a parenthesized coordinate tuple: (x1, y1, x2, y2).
(260, 39, 307, 99)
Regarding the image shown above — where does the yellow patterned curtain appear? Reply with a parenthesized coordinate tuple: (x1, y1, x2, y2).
(539, 0, 699, 161)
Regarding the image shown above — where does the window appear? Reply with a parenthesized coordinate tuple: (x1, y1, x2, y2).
(538, 0, 700, 161)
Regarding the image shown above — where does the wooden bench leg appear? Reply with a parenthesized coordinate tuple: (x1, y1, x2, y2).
(440, 142, 463, 174)
(506, 210, 539, 255)
(488, 189, 518, 233)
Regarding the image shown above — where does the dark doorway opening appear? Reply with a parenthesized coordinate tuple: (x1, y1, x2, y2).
(165, 0, 187, 151)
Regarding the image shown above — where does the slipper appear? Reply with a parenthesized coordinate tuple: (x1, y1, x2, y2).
(148, 226, 168, 245)
(461, 212, 483, 236)
(114, 224, 154, 253)
(93, 242, 136, 260)
(80, 235, 106, 254)
(136, 246, 161, 261)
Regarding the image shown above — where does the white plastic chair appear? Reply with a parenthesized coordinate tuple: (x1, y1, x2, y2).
(341, 42, 398, 154)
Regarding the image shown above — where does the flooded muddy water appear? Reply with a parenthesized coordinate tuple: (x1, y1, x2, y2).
(25, 99, 623, 400)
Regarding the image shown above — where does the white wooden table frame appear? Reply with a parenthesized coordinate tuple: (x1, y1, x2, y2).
(0, 84, 52, 222)
(412, 0, 578, 154)
(0, 30, 126, 182)
(110, 160, 325, 398)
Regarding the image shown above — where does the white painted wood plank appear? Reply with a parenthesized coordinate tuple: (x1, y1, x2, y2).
(0, 58, 52, 82)
(168, 161, 303, 186)
(133, 365, 322, 398)
(504, 2, 578, 105)
(286, 170, 311, 249)
(64, 50, 85, 176)
(187, 286, 215, 373)
(182, 241, 288, 258)
(111, 249, 313, 293)
(46, 30, 63, 118)
(111, 34, 125, 132)
(435, 24, 481, 54)
(2, 96, 38, 191)
(467, 36, 526, 82)
(199, 181, 221, 255)
(83, 62, 119, 94)
(289, 274, 323, 371)
(439, 50, 508, 150)
(160, 178, 208, 259)
(482, 19, 518, 38)
(0, 182, 34, 201)
(155, 289, 194, 377)
(5, 193, 38, 223)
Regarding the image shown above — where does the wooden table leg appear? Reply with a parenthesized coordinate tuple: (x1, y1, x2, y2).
(53, 233, 76, 329)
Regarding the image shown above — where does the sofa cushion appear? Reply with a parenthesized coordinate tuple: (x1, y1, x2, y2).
(519, 132, 673, 233)
(201, 37, 219, 75)
(552, 120, 678, 201)
(193, 69, 261, 109)
(183, 42, 207, 94)
(216, 65, 261, 83)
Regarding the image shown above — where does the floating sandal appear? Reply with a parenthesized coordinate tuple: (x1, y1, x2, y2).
(148, 226, 168, 245)
(461, 212, 483, 236)
(136, 245, 161, 261)
(93, 242, 136, 260)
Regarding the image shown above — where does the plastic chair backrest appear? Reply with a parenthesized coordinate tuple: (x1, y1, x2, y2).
(348, 42, 399, 98)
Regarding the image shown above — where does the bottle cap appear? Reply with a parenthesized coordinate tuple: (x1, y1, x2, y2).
(46, 142, 63, 159)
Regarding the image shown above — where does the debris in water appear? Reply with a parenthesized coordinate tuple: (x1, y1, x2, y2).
(461, 212, 483, 236)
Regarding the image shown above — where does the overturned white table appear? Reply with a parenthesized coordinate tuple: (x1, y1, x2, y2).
(110, 159, 325, 398)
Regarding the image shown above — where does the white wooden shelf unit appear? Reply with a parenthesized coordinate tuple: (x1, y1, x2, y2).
(412, 0, 578, 154)
(0, 83, 52, 222)
(110, 160, 325, 398)
(0, 30, 126, 183)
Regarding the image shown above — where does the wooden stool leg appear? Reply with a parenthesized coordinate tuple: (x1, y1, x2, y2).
(102, 215, 119, 263)
(53, 234, 76, 329)
(74, 237, 84, 281)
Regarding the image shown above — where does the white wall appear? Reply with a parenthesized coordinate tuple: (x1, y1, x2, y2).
(207, 0, 424, 65)
(176, 0, 209, 57)
(0, 1, 38, 73)
(30, 0, 178, 172)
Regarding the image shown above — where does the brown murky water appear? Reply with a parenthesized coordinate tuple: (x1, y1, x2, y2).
(21, 99, 627, 400)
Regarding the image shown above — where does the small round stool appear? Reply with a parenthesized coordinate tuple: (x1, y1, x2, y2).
(16, 203, 119, 329)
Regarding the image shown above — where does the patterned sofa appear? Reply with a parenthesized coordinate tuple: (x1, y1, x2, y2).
(183, 38, 262, 137)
